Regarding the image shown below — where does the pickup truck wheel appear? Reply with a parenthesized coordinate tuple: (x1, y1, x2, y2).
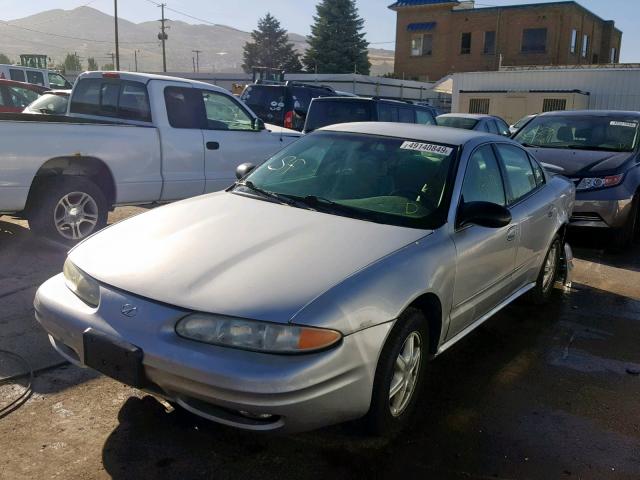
(365, 308, 428, 437)
(28, 176, 108, 244)
(527, 236, 561, 305)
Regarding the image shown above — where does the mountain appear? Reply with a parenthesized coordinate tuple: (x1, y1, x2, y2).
(0, 7, 394, 75)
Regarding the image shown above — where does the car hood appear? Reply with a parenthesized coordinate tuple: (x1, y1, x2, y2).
(527, 147, 634, 177)
(69, 192, 431, 324)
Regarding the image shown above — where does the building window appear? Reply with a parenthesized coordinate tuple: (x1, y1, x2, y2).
(522, 28, 547, 53)
(411, 34, 433, 56)
(460, 32, 471, 55)
(610, 47, 617, 63)
(542, 98, 567, 112)
(570, 29, 578, 54)
(581, 34, 589, 58)
(484, 31, 496, 54)
(469, 98, 490, 114)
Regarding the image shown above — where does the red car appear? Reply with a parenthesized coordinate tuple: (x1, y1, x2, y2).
(0, 79, 47, 113)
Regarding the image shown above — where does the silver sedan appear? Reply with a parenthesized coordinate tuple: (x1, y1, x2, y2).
(35, 123, 575, 434)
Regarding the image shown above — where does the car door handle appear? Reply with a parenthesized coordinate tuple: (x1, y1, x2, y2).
(506, 226, 518, 242)
(206, 141, 220, 150)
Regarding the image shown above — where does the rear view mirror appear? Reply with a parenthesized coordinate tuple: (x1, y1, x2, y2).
(236, 162, 256, 180)
(457, 201, 512, 228)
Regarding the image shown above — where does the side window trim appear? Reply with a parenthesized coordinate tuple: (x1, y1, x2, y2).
(492, 142, 542, 207)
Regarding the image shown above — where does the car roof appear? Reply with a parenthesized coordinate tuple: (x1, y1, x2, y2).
(0, 78, 47, 91)
(312, 96, 424, 106)
(319, 122, 509, 146)
(538, 109, 640, 118)
(78, 71, 229, 94)
(437, 113, 494, 120)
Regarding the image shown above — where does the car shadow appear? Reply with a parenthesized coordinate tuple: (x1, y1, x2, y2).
(101, 280, 640, 479)
(568, 228, 640, 273)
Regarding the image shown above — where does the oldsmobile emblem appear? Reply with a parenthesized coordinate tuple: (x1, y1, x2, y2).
(121, 304, 138, 317)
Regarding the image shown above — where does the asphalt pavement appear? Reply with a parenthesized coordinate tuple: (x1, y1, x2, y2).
(0, 210, 639, 480)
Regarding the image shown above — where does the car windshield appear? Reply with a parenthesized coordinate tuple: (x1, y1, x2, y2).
(26, 93, 68, 114)
(437, 116, 479, 130)
(514, 115, 640, 152)
(513, 115, 534, 129)
(305, 100, 374, 132)
(237, 131, 457, 229)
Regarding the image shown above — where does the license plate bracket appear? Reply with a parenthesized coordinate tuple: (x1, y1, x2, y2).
(83, 328, 145, 388)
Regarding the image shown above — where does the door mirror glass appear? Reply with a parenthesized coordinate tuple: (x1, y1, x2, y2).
(458, 201, 512, 228)
(236, 162, 256, 179)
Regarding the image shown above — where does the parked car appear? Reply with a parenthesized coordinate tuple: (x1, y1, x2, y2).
(0, 79, 47, 112)
(35, 122, 575, 435)
(0, 71, 300, 243)
(510, 113, 538, 135)
(240, 81, 338, 131)
(513, 110, 640, 247)
(303, 97, 437, 133)
(23, 90, 70, 115)
(0, 64, 72, 89)
(437, 113, 511, 136)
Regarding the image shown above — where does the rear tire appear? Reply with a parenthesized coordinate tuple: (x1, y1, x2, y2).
(365, 308, 429, 437)
(612, 194, 639, 250)
(27, 176, 108, 245)
(527, 236, 561, 305)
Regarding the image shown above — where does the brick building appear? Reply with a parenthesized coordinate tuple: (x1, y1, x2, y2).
(390, 0, 623, 81)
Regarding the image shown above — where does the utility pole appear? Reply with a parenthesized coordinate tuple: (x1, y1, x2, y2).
(107, 52, 115, 69)
(114, 0, 120, 70)
(134, 50, 139, 72)
(158, 4, 168, 72)
(192, 50, 202, 73)
(192, 56, 196, 73)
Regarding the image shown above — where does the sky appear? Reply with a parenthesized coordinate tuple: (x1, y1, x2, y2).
(2, 0, 639, 61)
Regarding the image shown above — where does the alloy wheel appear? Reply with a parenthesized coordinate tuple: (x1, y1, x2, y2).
(54, 191, 99, 240)
(389, 331, 422, 417)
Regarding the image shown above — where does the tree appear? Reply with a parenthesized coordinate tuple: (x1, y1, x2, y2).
(0, 53, 12, 64)
(63, 53, 82, 72)
(242, 13, 302, 73)
(303, 0, 370, 75)
(87, 57, 98, 71)
(101, 63, 115, 70)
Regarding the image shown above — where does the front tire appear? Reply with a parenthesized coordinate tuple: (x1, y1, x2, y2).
(28, 176, 108, 245)
(365, 308, 429, 437)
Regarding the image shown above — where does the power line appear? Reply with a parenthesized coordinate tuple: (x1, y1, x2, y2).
(142, 0, 218, 27)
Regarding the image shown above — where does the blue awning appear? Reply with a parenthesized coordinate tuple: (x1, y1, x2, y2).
(407, 22, 437, 31)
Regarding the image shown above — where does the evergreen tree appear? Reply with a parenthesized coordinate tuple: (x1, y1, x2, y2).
(63, 53, 82, 72)
(303, 0, 370, 74)
(101, 63, 115, 70)
(0, 53, 11, 64)
(242, 13, 302, 73)
(87, 57, 98, 71)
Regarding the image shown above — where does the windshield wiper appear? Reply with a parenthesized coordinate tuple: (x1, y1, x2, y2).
(564, 144, 628, 152)
(235, 181, 300, 207)
(520, 142, 543, 148)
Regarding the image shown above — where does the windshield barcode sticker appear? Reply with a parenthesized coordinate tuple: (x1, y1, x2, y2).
(610, 121, 638, 128)
(400, 141, 453, 155)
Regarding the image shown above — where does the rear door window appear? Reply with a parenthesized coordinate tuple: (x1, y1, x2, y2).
(378, 104, 399, 122)
(416, 109, 436, 125)
(26, 71, 45, 86)
(399, 107, 415, 123)
(305, 100, 374, 131)
(495, 144, 538, 203)
(70, 78, 152, 122)
(9, 69, 25, 82)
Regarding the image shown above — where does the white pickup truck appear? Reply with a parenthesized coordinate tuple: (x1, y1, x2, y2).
(0, 71, 300, 243)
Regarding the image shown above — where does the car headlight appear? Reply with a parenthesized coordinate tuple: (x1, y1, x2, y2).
(576, 174, 624, 191)
(63, 258, 100, 307)
(176, 313, 342, 354)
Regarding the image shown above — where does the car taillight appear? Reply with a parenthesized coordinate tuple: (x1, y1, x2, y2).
(102, 72, 120, 78)
(284, 110, 294, 129)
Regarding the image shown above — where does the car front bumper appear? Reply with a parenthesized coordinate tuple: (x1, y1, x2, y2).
(34, 274, 393, 433)
(570, 194, 634, 229)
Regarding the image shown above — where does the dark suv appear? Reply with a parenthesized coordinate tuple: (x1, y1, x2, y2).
(240, 82, 337, 131)
(303, 97, 437, 133)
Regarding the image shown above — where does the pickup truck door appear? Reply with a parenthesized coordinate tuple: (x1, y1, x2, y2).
(152, 82, 205, 201)
(448, 144, 518, 339)
(494, 144, 554, 289)
(199, 89, 288, 192)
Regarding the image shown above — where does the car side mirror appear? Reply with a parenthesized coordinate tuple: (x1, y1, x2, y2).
(457, 201, 512, 229)
(236, 162, 256, 180)
(252, 118, 266, 131)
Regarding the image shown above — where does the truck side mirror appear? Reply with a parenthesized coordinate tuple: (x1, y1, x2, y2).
(236, 162, 256, 180)
(253, 118, 266, 131)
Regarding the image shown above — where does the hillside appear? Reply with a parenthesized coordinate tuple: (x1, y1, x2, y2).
(0, 7, 394, 75)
